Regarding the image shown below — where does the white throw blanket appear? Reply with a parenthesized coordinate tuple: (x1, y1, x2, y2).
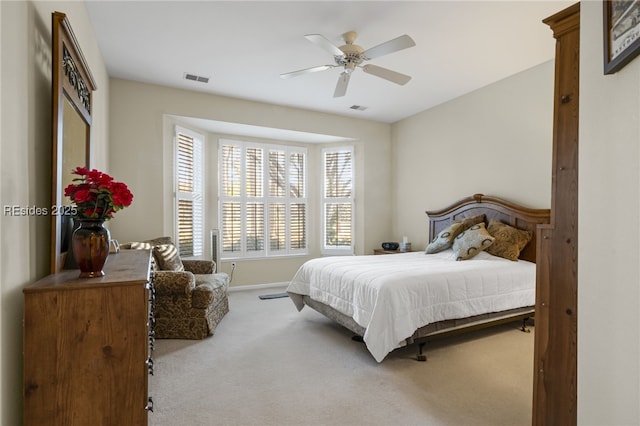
(287, 250, 535, 362)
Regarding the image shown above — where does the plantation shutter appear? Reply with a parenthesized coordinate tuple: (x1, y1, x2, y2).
(219, 140, 307, 258)
(176, 128, 204, 257)
(323, 148, 354, 253)
(245, 147, 264, 252)
(289, 152, 306, 250)
(268, 149, 286, 251)
(220, 143, 242, 254)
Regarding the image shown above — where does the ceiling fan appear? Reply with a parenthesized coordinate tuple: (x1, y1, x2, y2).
(280, 31, 416, 97)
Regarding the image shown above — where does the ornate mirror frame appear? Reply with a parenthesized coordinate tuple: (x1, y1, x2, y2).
(51, 12, 97, 273)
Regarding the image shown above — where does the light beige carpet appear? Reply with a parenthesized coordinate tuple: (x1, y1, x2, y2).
(149, 286, 534, 426)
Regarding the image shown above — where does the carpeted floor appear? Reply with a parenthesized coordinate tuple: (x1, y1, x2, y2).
(149, 286, 534, 426)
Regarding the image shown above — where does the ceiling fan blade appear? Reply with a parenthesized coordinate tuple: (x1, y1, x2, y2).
(362, 34, 416, 60)
(280, 65, 334, 79)
(362, 64, 411, 85)
(304, 34, 344, 57)
(333, 72, 351, 97)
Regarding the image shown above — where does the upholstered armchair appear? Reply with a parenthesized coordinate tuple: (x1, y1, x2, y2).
(121, 237, 229, 340)
(153, 259, 229, 339)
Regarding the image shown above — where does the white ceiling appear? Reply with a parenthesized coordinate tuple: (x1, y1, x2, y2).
(85, 0, 573, 124)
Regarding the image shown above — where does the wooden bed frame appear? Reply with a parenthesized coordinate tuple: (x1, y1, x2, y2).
(297, 193, 551, 361)
(427, 193, 550, 264)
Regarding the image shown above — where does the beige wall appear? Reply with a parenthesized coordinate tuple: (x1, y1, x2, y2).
(579, 2, 640, 423)
(390, 4, 640, 422)
(0, 1, 109, 424)
(108, 79, 392, 286)
(391, 61, 554, 249)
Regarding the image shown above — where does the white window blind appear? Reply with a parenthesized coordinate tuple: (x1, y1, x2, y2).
(219, 140, 307, 258)
(322, 147, 354, 254)
(175, 127, 204, 257)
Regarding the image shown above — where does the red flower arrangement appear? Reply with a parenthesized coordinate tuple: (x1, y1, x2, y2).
(64, 167, 133, 220)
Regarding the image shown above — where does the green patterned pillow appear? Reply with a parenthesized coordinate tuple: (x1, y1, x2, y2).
(153, 243, 185, 271)
(452, 223, 495, 261)
(485, 219, 533, 261)
(426, 222, 464, 254)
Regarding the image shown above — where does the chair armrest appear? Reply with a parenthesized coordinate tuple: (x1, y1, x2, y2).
(153, 271, 195, 296)
(182, 260, 216, 274)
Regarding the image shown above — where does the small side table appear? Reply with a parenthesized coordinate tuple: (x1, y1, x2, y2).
(373, 248, 413, 255)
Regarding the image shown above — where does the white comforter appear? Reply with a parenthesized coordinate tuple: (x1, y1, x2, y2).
(286, 249, 535, 362)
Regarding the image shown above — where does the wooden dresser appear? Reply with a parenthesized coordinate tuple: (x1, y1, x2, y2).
(23, 249, 155, 425)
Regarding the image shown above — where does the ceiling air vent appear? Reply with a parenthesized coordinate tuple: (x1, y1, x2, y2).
(183, 73, 210, 83)
(349, 105, 368, 111)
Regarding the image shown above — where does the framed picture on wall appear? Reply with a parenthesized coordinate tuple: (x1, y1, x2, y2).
(604, 0, 640, 74)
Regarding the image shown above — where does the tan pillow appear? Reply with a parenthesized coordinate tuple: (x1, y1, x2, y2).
(153, 243, 185, 271)
(454, 214, 486, 231)
(485, 219, 533, 261)
(452, 223, 495, 261)
(426, 222, 464, 254)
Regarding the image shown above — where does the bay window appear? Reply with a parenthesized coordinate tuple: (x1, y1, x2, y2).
(219, 140, 307, 258)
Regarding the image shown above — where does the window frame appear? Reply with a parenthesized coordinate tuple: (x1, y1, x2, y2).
(218, 139, 308, 260)
(321, 146, 355, 256)
(174, 126, 205, 258)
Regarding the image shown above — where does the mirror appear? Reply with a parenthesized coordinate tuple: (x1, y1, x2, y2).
(51, 12, 96, 273)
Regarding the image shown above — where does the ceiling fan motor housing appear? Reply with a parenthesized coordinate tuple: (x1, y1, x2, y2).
(336, 43, 364, 71)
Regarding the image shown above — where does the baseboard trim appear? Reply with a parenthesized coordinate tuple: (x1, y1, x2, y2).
(227, 282, 289, 293)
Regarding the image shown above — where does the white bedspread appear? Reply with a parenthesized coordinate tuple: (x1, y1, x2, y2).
(286, 249, 535, 362)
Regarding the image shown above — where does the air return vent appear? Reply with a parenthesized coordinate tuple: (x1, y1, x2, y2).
(349, 105, 368, 111)
(184, 73, 210, 83)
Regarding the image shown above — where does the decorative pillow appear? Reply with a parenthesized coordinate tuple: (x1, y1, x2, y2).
(485, 219, 533, 261)
(129, 241, 153, 250)
(120, 236, 173, 250)
(452, 223, 495, 261)
(426, 222, 464, 254)
(454, 214, 486, 231)
(153, 243, 185, 271)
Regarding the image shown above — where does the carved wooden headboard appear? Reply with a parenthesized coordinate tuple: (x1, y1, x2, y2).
(425, 194, 551, 263)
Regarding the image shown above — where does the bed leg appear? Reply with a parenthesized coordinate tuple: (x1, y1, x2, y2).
(521, 318, 531, 333)
(416, 342, 427, 362)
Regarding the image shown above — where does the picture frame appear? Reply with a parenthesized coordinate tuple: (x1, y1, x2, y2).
(604, 0, 640, 74)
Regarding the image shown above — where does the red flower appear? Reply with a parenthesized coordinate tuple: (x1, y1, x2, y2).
(72, 166, 89, 176)
(87, 169, 113, 186)
(107, 181, 132, 206)
(73, 189, 93, 203)
(63, 184, 74, 197)
(64, 167, 133, 220)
